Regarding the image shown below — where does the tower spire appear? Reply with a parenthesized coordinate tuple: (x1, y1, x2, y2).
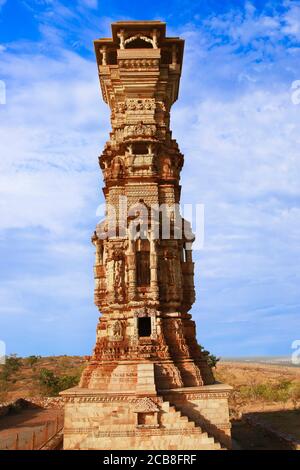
(61, 21, 232, 450)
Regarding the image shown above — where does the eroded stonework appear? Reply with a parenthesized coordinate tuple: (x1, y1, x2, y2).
(61, 21, 231, 450)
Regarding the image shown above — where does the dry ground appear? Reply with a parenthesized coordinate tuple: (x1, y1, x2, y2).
(1, 357, 300, 449)
(216, 361, 300, 416)
(0, 356, 85, 402)
(216, 361, 300, 449)
(0, 407, 63, 450)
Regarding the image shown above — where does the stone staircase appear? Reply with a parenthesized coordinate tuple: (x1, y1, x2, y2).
(158, 400, 224, 450)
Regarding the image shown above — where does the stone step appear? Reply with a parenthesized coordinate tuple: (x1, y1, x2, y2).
(160, 398, 224, 450)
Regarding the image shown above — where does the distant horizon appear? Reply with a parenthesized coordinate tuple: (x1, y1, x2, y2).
(2, 353, 296, 361)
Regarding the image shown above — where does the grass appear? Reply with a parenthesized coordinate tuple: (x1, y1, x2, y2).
(238, 380, 300, 404)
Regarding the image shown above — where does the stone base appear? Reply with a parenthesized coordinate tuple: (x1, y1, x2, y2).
(159, 384, 232, 449)
(61, 384, 232, 450)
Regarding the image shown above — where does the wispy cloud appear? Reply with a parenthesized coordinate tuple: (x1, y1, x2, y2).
(169, 2, 300, 355)
(80, 0, 98, 9)
(0, 1, 299, 356)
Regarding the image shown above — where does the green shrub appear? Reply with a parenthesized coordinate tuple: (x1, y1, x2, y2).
(0, 354, 22, 381)
(207, 354, 221, 369)
(58, 374, 79, 391)
(26, 355, 41, 368)
(290, 382, 300, 402)
(199, 346, 220, 369)
(37, 368, 79, 396)
(238, 380, 294, 402)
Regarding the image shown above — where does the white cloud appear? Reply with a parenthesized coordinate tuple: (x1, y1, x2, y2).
(80, 0, 98, 9)
(282, 3, 300, 39)
(1, 1, 300, 355)
(0, 45, 110, 234)
(202, 1, 300, 45)
(167, 6, 300, 354)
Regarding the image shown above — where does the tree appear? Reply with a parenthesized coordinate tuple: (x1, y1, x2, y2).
(207, 353, 220, 369)
(38, 369, 58, 395)
(0, 354, 22, 381)
(37, 368, 79, 396)
(26, 355, 41, 368)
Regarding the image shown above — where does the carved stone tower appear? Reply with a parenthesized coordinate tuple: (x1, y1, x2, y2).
(62, 21, 231, 450)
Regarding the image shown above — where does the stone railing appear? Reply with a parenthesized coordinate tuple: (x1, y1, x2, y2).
(0, 397, 64, 414)
(0, 397, 64, 450)
(0, 415, 64, 450)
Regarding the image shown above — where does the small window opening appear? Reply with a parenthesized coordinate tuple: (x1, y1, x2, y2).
(126, 37, 153, 49)
(133, 142, 148, 155)
(107, 49, 117, 65)
(136, 239, 150, 286)
(138, 317, 151, 337)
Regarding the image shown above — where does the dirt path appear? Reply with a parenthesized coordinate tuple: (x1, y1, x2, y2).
(232, 420, 291, 450)
(0, 408, 63, 450)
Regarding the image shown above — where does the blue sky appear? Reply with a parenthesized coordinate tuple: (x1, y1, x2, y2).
(0, 0, 300, 358)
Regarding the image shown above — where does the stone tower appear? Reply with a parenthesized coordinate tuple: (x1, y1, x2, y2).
(62, 21, 231, 450)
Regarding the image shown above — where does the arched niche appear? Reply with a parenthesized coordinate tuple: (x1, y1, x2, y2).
(124, 35, 153, 49)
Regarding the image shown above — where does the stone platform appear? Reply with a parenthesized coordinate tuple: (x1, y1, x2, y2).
(61, 383, 232, 450)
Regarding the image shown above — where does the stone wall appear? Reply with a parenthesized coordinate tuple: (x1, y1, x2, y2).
(161, 385, 232, 448)
(63, 396, 224, 450)
(0, 397, 64, 419)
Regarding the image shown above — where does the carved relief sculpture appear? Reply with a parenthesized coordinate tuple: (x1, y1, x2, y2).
(61, 21, 232, 451)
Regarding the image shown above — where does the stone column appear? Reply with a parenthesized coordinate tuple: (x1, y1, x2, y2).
(100, 46, 107, 65)
(118, 29, 125, 49)
(185, 247, 192, 263)
(95, 241, 103, 264)
(172, 44, 177, 65)
(150, 236, 159, 300)
(127, 238, 136, 301)
(152, 29, 158, 49)
(184, 242, 195, 305)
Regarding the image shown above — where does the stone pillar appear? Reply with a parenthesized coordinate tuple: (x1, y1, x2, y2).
(100, 46, 107, 65)
(184, 243, 195, 306)
(118, 29, 125, 49)
(153, 29, 158, 49)
(172, 44, 177, 65)
(127, 239, 136, 301)
(185, 248, 192, 263)
(150, 236, 159, 299)
(95, 241, 102, 264)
